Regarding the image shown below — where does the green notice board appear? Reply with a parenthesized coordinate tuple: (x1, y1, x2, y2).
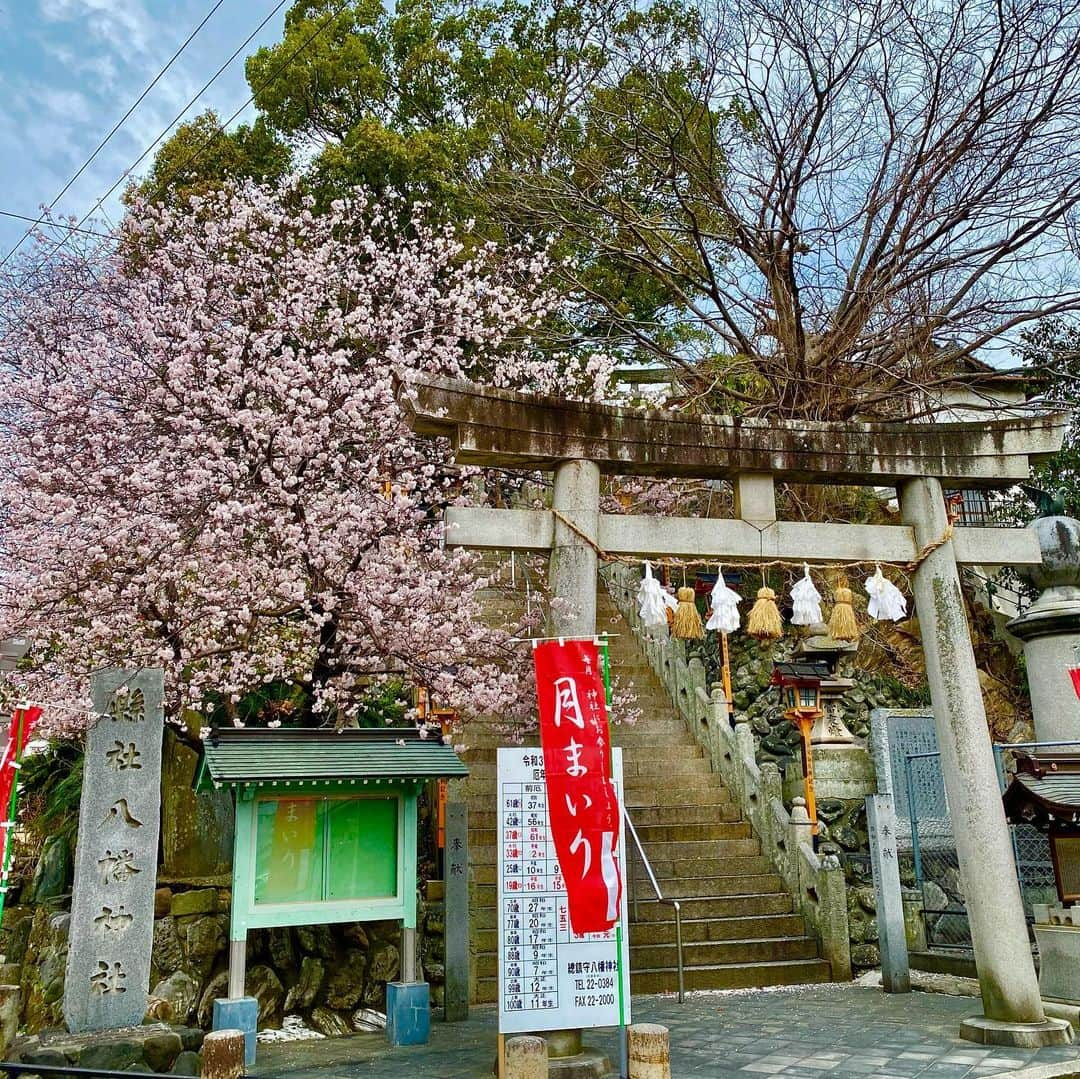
(233, 784, 417, 935)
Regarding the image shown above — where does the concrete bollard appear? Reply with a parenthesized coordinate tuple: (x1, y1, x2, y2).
(628, 1023, 671, 1079)
(201, 1028, 246, 1079)
(505, 1036, 548, 1079)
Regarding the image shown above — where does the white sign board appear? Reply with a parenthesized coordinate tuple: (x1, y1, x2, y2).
(497, 746, 631, 1034)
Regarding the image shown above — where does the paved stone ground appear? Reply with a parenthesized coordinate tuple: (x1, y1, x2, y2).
(255, 985, 1080, 1078)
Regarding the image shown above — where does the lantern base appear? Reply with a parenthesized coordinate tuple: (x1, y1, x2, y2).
(959, 1014, 1072, 1048)
(783, 744, 875, 804)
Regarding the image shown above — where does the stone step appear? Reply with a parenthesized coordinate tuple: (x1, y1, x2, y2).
(623, 776, 728, 800)
(630, 892, 795, 922)
(468, 854, 772, 884)
(631, 934, 820, 969)
(632, 873, 784, 899)
(470, 958, 831, 1004)
(466, 806, 747, 830)
(609, 730, 700, 748)
(460, 759, 716, 787)
(469, 823, 749, 848)
(468, 886, 794, 933)
(632, 821, 748, 843)
(473, 912, 807, 955)
(635, 854, 773, 880)
(625, 803, 744, 827)
(629, 958, 833, 995)
(628, 913, 808, 946)
(631, 837, 763, 861)
(461, 743, 704, 764)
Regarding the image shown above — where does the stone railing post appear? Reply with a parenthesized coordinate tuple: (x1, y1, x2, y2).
(687, 657, 707, 729)
(758, 762, 782, 857)
(732, 715, 755, 805)
(707, 684, 727, 770)
(815, 855, 853, 981)
(790, 797, 814, 895)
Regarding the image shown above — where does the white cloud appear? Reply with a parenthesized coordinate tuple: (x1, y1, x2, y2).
(38, 0, 154, 59)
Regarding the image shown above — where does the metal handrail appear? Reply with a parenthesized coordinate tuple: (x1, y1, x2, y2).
(623, 804, 685, 1002)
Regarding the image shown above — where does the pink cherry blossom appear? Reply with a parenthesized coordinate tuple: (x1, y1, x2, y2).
(0, 183, 615, 735)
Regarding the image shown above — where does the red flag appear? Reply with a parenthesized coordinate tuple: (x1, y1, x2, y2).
(1070, 668, 1080, 701)
(0, 706, 41, 856)
(534, 640, 622, 935)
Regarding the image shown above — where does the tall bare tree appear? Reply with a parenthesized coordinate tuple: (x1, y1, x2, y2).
(496, 0, 1080, 419)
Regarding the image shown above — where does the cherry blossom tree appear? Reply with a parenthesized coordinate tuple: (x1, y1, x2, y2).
(0, 183, 615, 734)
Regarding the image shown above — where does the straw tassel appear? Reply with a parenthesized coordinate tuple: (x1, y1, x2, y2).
(828, 582, 860, 641)
(748, 587, 783, 640)
(672, 586, 704, 640)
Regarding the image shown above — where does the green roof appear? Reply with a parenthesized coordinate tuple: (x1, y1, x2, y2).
(195, 728, 469, 791)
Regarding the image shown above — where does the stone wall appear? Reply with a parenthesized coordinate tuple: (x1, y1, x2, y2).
(145, 886, 446, 1036)
(0, 752, 447, 1040)
(0, 883, 445, 1038)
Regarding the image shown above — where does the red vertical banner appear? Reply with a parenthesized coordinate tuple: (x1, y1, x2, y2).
(534, 640, 622, 935)
(0, 706, 41, 826)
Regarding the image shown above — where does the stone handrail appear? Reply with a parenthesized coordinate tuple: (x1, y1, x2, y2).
(605, 564, 852, 981)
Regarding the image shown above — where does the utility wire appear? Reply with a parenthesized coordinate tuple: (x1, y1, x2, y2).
(0, 0, 230, 273)
(27, 0, 295, 274)
(134, 0, 358, 207)
(0, 209, 112, 240)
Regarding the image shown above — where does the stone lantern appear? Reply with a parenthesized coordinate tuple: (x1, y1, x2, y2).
(781, 624, 876, 806)
(1007, 515, 1080, 744)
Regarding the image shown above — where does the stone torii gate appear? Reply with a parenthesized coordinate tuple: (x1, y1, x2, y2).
(401, 375, 1071, 1046)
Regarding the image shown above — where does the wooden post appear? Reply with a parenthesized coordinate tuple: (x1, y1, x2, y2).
(793, 713, 819, 835)
(202, 1029, 245, 1079)
(505, 1036, 548, 1079)
(628, 1024, 670, 1079)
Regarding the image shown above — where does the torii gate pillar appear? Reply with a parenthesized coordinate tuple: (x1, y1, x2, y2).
(550, 460, 601, 638)
(900, 478, 1069, 1045)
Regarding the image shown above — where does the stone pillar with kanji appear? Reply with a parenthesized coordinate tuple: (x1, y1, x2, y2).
(63, 669, 164, 1032)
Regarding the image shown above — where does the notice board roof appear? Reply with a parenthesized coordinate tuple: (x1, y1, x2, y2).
(195, 727, 469, 791)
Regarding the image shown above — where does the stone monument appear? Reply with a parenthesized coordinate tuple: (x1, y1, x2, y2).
(64, 669, 164, 1033)
(1008, 516, 1080, 744)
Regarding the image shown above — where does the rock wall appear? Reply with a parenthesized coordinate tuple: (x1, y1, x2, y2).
(2, 883, 445, 1037)
(147, 886, 446, 1036)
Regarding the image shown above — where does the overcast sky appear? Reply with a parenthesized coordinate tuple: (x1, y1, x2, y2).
(0, 0, 288, 259)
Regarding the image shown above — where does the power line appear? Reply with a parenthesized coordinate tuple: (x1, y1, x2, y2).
(0, 0, 230, 274)
(29, 0, 294, 274)
(136, 0, 358, 206)
(0, 209, 112, 241)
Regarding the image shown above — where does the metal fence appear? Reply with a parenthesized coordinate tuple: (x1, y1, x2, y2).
(903, 751, 971, 951)
(902, 741, 1080, 956)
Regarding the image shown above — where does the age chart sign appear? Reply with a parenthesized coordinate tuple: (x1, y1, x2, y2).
(497, 747, 631, 1035)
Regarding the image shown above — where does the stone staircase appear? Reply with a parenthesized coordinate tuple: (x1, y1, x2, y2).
(455, 587, 832, 1003)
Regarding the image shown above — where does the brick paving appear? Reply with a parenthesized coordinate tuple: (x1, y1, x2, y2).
(255, 984, 1080, 1078)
